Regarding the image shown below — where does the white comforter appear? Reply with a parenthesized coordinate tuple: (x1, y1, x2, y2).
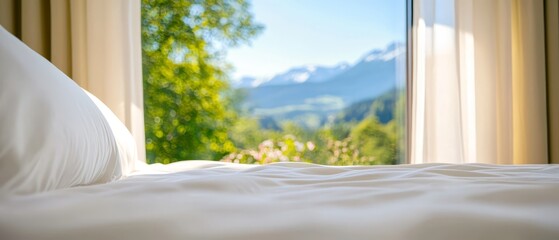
(1, 162, 559, 240)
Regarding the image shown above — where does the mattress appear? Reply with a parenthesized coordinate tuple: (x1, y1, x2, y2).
(1, 162, 559, 240)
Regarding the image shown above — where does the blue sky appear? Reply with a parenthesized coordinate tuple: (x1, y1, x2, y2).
(226, 0, 407, 79)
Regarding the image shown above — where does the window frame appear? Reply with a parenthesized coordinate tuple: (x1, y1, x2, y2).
(405, 0, 413, 164)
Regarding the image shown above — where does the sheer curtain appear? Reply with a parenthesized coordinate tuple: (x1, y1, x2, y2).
(0, 0, 146, 162)
(411, 0, 552, 164)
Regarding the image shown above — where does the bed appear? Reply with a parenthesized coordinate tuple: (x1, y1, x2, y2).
(1, 22, 558, 240)
(2, 162, 559, 240)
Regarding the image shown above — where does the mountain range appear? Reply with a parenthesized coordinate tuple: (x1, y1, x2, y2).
(235, 42, 405, 129)
(233, 63, 350, 88)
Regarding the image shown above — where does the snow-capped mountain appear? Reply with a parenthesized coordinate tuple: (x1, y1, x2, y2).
(233, 42, 404, 89)
(232, 76, 268, 88)
(259, 63, 350, 87)
(360, 42, 406, 62)
(231, 42, 406, 129)
(233, 63, 349, 88)
(246, 42, 405, 109)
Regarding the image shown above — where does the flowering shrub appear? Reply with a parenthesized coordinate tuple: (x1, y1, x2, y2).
(221, 135, 381, 165)
(221, 135, 316, 164)
(324, 137, 375, 165)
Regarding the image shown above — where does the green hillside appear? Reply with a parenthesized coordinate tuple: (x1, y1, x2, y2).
(335, 88, 403, 124)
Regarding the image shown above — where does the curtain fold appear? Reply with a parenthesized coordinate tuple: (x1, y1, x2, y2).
(0, 0, 146, 163)
(546, 0, 559, 164)
(412, 0, 550, 164)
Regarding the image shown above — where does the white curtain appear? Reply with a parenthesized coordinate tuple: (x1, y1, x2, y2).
(411, 0, 548, 164)
(0, 0, 146, 162)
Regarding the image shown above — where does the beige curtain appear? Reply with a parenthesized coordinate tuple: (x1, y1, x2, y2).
(411, 0, 555, 164)
(547, 0, 559, 164)
(0, 0, 146, 162)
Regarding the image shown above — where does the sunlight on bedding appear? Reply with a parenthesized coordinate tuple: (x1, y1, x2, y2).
(1, 162, 559, 240)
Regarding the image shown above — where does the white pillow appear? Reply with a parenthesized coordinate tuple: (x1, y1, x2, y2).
(0, 25, 136, 195)
(84, 90, 138, 177)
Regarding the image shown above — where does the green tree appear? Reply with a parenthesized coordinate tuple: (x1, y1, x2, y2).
(350, 117, 397, 165)
(348, 90, 406, 165)
(142, 0, 263, 163)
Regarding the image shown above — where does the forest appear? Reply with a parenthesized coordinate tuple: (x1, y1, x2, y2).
(141, 0, 405, 165)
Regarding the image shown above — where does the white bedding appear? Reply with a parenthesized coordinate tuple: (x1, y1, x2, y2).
(1, 162, 559, 240)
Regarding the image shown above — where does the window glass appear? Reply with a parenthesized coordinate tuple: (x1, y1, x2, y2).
(141, 0, 407, 165)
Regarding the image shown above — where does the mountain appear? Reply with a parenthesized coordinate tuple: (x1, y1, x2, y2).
(238, 42, 405, 129)
(233, 63, 349, 88)
(259, 63, 350, 86)
(247, 42, 404, 108)
(232, 76, 267, 88)
(361, 42, 406, 63)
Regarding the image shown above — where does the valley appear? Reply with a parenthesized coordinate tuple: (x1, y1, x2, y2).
(234, 42, 405, 129)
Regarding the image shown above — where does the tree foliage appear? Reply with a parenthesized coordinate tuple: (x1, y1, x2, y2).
(141, 0, 263, 163)
(224, 92, 406, 165)
(350, 117, 396, 165)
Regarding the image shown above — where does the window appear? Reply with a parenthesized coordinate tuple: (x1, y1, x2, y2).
(141, 0, 407, 165)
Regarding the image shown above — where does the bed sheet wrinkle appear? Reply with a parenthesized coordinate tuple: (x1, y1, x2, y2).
(1, 162, 559, 240)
